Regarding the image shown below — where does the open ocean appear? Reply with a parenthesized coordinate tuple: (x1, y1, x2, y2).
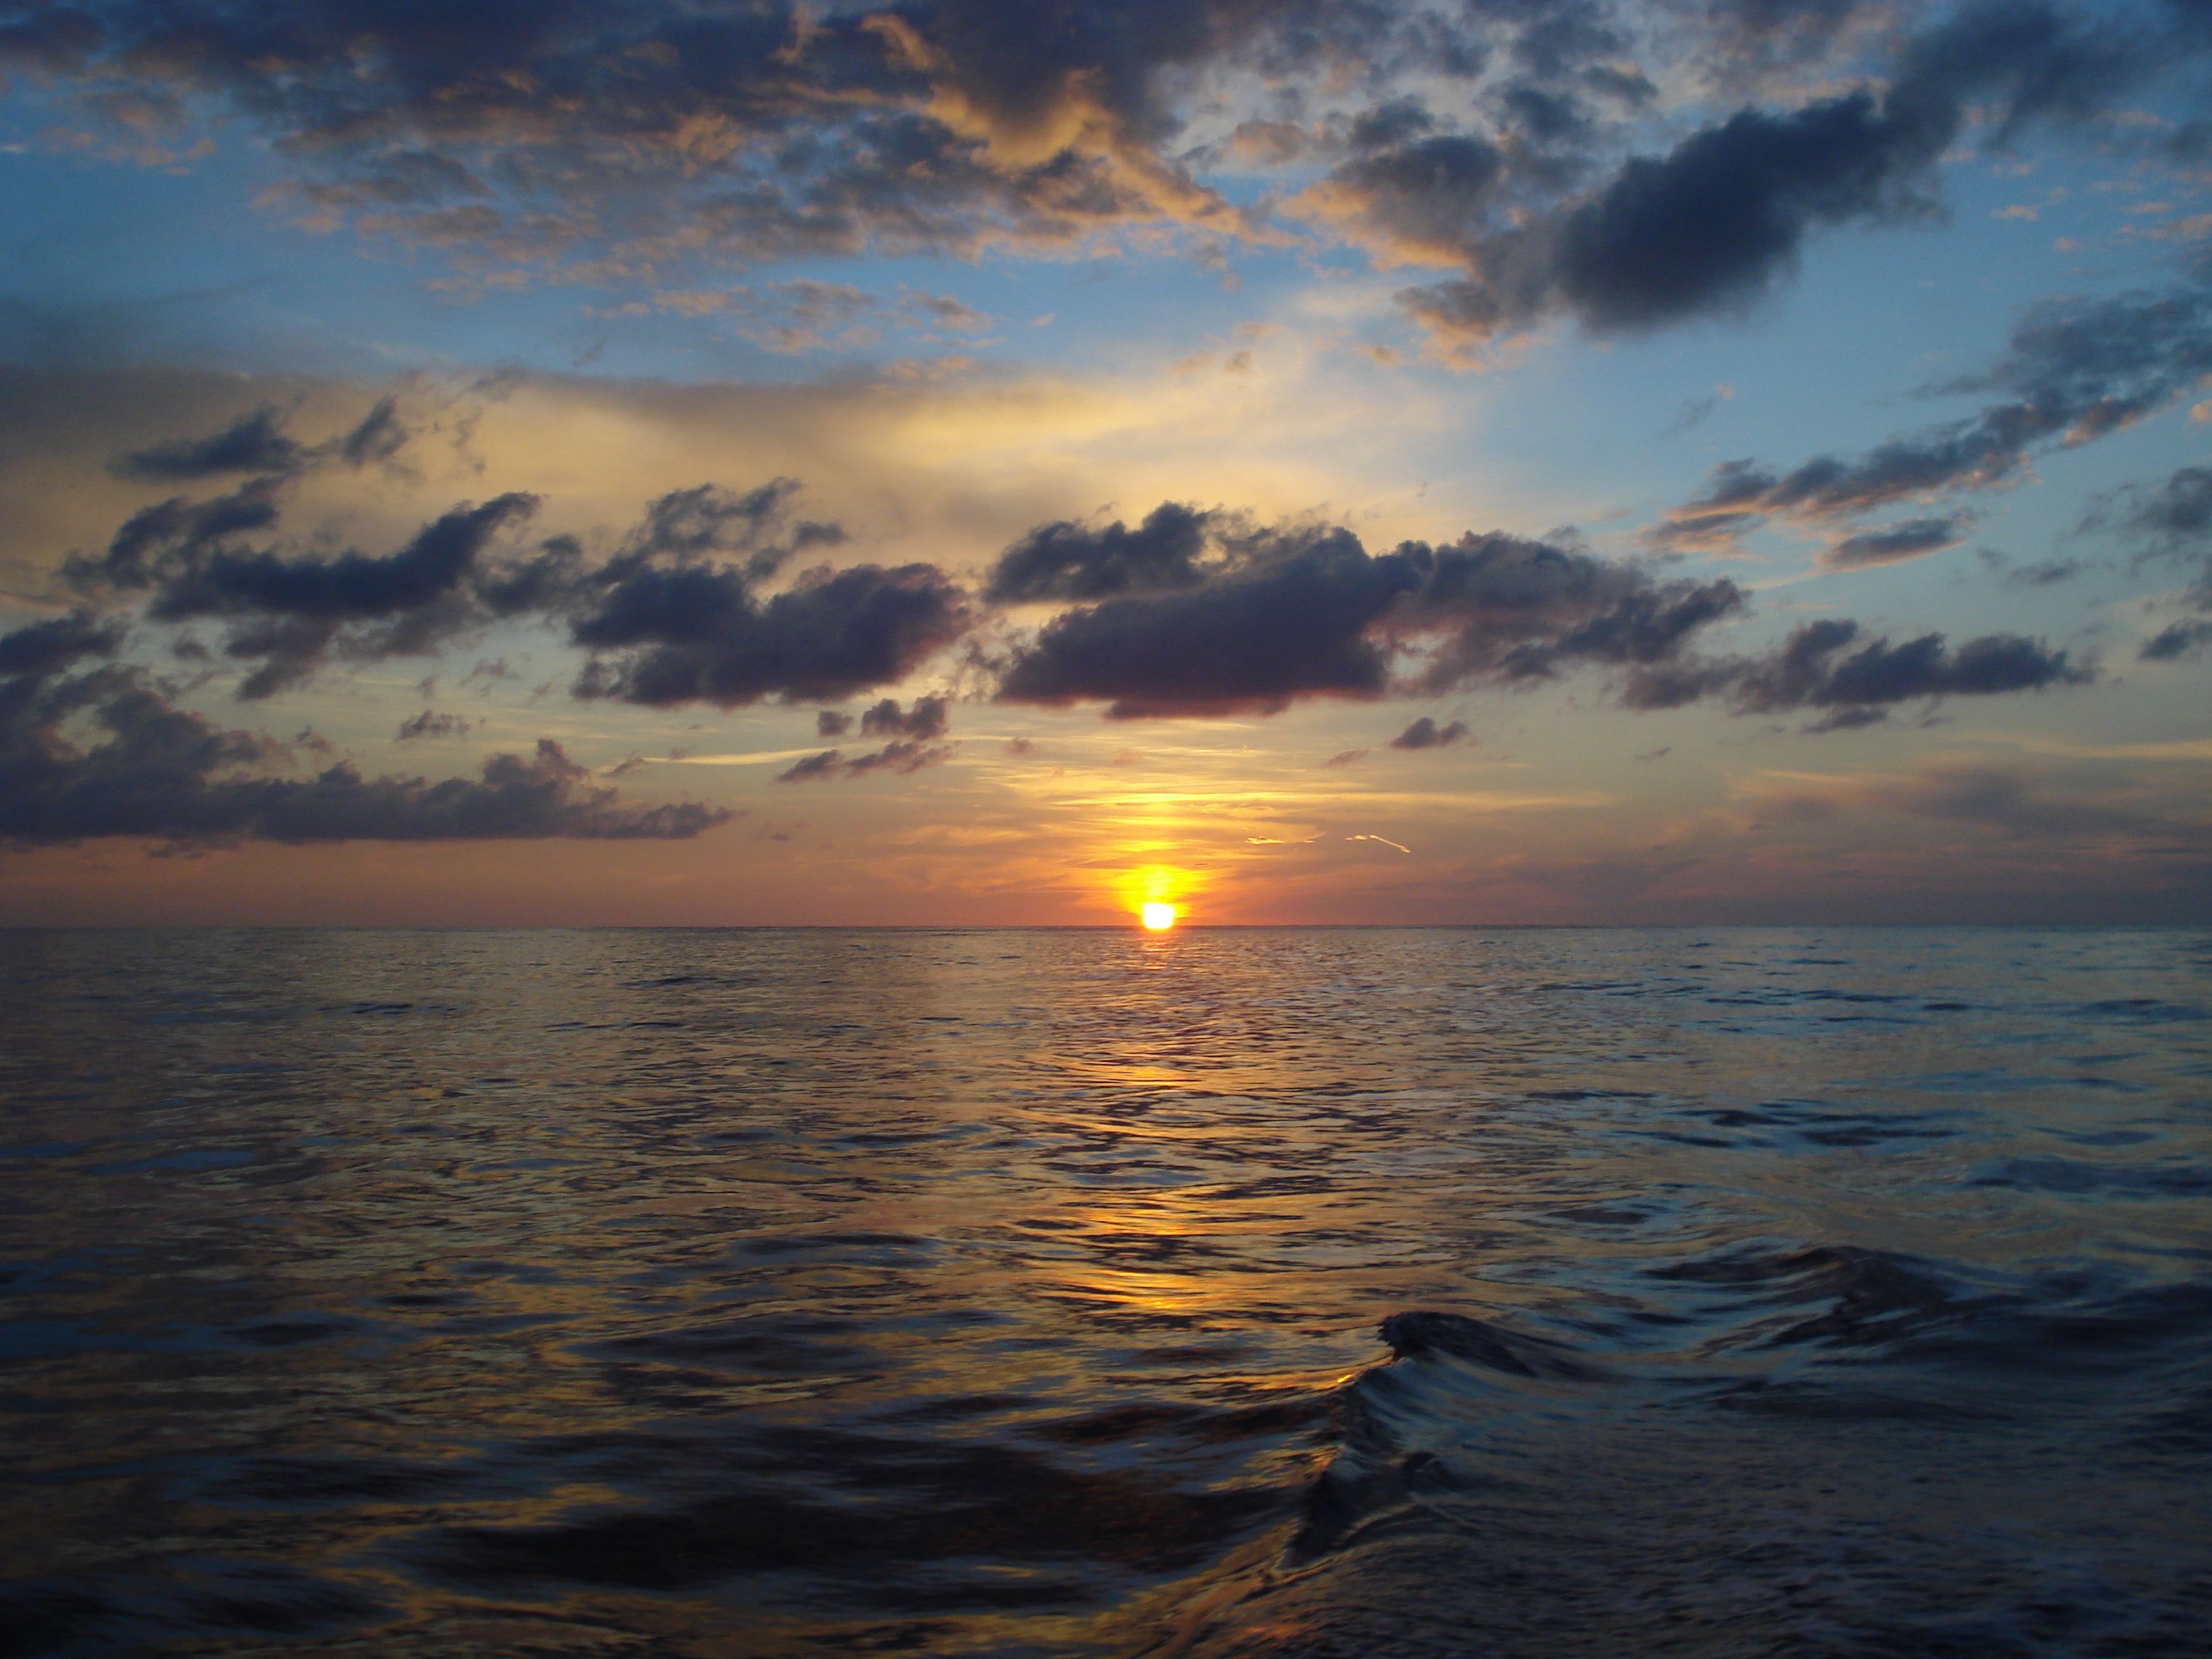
(1, 926, 2208, 1658)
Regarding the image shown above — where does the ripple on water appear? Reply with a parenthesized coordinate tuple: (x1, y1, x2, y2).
(0, 926, 2205, 1657)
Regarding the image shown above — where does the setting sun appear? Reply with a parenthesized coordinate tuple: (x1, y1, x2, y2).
(1140, 903, 1178, 932)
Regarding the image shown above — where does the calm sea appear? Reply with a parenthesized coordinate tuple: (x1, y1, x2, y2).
(1, 927, 2208, 1657)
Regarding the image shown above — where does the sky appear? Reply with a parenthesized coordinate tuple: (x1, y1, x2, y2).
(1, 0, 2209, 927)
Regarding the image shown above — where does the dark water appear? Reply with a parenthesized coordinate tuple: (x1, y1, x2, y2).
(1, 928, 2208, 1658)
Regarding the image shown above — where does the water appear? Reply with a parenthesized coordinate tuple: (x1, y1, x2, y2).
(0, 927, 2207, 1658)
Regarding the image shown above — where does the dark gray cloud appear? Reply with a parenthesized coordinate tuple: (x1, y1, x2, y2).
(76, 490, 540, 698)
(338, 396, 409, 468)
(109, 398, 420, 481)
(1625, 617, 2091, 728)
(608, 478, 843, 580)
(1301, 132, 1511, 267)
(463, 481, 969, 710)
(396, 708, 474, 740)
(1976, 549, 2091, 590)
(2141, 460, 2212, 534)
(1396, 2, 2207, 348)
(994, 527, 1411, 717)
(774, 740, 953, 783)
(146, 495, 538, 625)
(2141, 619, 2212, 661)
(994, 511, 1748, 717)
(74, 477, 287, 592)
(1346, 97, 1439, 153)
(114, 405, 309, 480)
(776, 748, 847, 784)
(776, 694, 954, 780)
(0, 663, 727, 844)
(1541, 89, 1941, 330)
(1736, 623, 2088, 711)
(58, 454, 964, 708)
(2104, 460, 2212, 655)
(984, 502, 1215, 603)
(571, 560, 971, 708)
(0, 609, 126, 679)
(2112, 463, 2212, 559)
(1390, 716, 1470, 749)
(858, 694, 949, 740)
(1658, 276, 2212, 551)
(1821, 516, 1971, 570)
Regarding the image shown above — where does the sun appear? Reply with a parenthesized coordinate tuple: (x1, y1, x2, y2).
(1140, 902, 1178, 932)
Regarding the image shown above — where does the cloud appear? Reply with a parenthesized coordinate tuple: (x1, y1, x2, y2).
(2107, 462, 2212, 615)
(11, 0, 1493, 280)
(396, 708, 474, 740)
(497, 484, 971, 712)
(780, 738, 954, 781)
(113, 405, 309, 480)
(984, 501, 1216, 603)
(994, 511, 1749, 717)
(1984, 551, 2087, 589)
(640, 281, 893, 354)
(1772, 754, 2212, 851)
(1657, 275, 2212, 551)
(1290, 133, 1509, 270)
(110, 398, 418, 481)
(1390, 716, 1470, 749)
(0, 663, 727, 844)
(1393, 2, 2208, 351)
(1347, 831, 1410, 854)
(28, 0, 2192, 355)
(572, 560, 971, 708)
(2119, 463, 2212, 551)
(776, 694, 954, 780)
(1664, 384, 1733, 435)
(900, 287, 991, 334)
(1538, 90, 1945, 329)
(71, 476, 287, 593)
(1821, 515, 1971, 569)
(858, 693, 949, 740)
(775, 748, 847, 784)
(58, 445, 966, 709)
(606, 478, 844, 578)
(2089, 462, 2212, 652)
(777, 743, 951, 783)
(77, 490, 541, 698)
(2141, 619, 2212, 660)
(337, 396, 410, 468)
(5, 396, 2117, 836)
(1626, 617, 2091, 729)
(0, 609, 127, 679)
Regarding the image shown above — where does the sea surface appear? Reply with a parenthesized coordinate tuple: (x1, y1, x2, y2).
(1, 927, 2208, 1658)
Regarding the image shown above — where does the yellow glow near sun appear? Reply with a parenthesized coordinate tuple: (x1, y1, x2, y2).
(1114, 863, 1199, 927)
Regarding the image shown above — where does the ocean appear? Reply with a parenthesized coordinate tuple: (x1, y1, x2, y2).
(1, 927, 2207, 1657)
